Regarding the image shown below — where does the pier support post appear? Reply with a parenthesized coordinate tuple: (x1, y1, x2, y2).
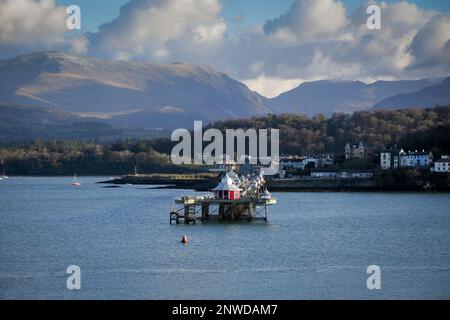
(219, 204, 224, 221)
(201, 203, 209, 221)
(248, 203, 253, 221)
(184, 205, 196, 224)
(170, 211, 180, 224)
(184, 205, 188, 224)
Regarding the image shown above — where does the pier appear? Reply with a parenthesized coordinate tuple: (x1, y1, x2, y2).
(170, 168, 276, 224)
(170, 196, 276, 224)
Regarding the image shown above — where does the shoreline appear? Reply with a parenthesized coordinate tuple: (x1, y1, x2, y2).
(3, 175, 449, 193)
(98, 174, 450, 193)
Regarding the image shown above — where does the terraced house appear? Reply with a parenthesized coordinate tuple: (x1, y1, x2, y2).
(381, 148, 433, 170)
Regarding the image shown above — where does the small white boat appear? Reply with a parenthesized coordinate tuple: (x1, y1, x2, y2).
(260, 188, 272, 200)
(71, 173, 81, 186)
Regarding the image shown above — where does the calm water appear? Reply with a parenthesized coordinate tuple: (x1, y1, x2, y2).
(0, 177, 449, 300)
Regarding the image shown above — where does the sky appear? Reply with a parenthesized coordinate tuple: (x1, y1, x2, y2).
(1, 0, 450, 97)
(54, 0, 450, 32)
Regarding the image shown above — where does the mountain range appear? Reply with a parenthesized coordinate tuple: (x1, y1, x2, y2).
(0, 51, 269, 130)
(270, 78, 444, 114)
(372, 77, 450, 110)
(0, 51, 449, 137)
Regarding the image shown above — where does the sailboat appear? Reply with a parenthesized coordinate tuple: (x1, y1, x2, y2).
(71, 173, 81, 186)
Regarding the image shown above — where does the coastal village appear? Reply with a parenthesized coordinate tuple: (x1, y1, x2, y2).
(109, 140, 450, 194)
(276, 142, 450, 180)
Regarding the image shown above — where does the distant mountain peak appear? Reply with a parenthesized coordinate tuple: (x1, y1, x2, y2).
(0, 51, 271, 130)
(373, 76, 450, 110)
(269, 78, 445, 116)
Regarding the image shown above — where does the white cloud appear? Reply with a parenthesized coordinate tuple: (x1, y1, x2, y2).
(341, 2, 435, 74)
(241, 0, 450, 92)
(0, 0, 90, 58)
(408, 14, 450, 69)
(89, 0, 226, 61)
(194, 20, 227, 44)
(263, 0, 348, 41)
(0, 0, 66, 44)
(69, 36, 89, 54)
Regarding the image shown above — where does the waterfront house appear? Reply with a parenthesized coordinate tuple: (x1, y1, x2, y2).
(399, 150, 433, 168)
(338, 170, 373, 178)
(279, 158, 305, 170)
(280, 154, 334, 171)
(432, 155, 450, 173)
(380, 148, 401, 170)
(345, 142, 366, 160)
(381, 148, 433, 170)
(311, 169, 338, 178)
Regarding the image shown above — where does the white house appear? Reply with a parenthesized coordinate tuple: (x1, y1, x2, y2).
(381, 148, 433, 170)
(280, 154, 334, 171)
(345, 142, 366, 160)
(338, 170, 373, 178)
(311, 169, 337, 178)
(279, 159, 305, 170)
(433, 156, 450, 173)
(400, 150, 433, 167)
(380, 148, 400, 170)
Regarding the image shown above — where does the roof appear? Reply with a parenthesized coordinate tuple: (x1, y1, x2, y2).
(212, 183, 242, 191)
(403, 152, 432, 156)
(382, 149, 431, 156)
(212, 172, 242, 191)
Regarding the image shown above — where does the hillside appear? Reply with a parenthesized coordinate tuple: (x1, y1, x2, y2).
(207, 106, 450, 156)
(0, 51, 271, 129)
(269, 79, 441, 116)
(373, 77, 450, 110)
(0, 103, 166, 142)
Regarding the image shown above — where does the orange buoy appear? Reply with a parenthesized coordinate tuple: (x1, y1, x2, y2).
(181, 235, 189, 244)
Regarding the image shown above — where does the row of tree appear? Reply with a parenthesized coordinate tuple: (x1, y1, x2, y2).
(0, 140, 171, 175)
(0, 106, 449, 175)
(208, 106, 450, 156)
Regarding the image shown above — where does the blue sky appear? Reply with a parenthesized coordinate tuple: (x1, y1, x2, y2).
(57, 0, 450, 32)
